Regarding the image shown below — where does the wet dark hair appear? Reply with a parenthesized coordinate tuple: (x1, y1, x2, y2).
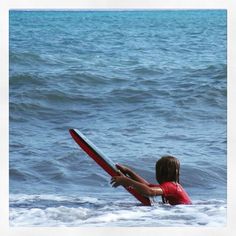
(156, 155, 180, 184)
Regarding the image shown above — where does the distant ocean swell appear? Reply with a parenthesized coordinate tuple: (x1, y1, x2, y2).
(10, 63, 226, 110)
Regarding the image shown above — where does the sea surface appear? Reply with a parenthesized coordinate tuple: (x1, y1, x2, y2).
(9, 10, 227, 227)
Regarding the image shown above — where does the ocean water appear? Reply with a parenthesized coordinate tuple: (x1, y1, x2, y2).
(9, 10, 227, 227)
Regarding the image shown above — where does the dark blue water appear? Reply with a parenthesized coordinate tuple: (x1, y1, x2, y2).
(9, 10, 227, 226)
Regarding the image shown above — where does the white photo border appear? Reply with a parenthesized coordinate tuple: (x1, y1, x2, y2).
(1, 0, 235, 235)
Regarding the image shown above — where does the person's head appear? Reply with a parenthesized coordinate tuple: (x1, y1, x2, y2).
(155, 155, 180, 184)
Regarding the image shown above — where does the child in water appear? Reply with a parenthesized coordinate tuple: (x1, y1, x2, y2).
(111, 155, 191, 205)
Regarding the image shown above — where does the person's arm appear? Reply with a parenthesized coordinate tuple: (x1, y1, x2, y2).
(111, 175, 163, 197)
(116, 164, 150, 185)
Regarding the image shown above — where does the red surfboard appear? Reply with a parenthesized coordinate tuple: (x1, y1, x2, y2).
(69, 129, 151, 206)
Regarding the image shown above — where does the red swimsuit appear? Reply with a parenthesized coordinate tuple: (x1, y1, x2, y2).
(149, 181, 191, 205)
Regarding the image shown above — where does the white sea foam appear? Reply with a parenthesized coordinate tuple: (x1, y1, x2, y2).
(9, 194, 226, 227)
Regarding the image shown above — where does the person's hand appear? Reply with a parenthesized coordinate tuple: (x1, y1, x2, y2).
(110, 176, 126, 188)
(116, 164, 130, 175)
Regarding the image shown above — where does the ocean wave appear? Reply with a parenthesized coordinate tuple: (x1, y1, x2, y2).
(189, 64, 226, 78)
(65, 72, 110, 86)
(9, 51, 46, 65)
(9, 91, 102, 120)
(9, 168, 28, 181)
(10, 100, 54, 115)
(181, 165, 226, 189)
(9, 63, 226, 116)
(10, 74, 45, 87)
(131, 66, 164, 76)
(108, 87, 154, 103)
(9, 167, 39, 182)
(9, 194, 226, 227)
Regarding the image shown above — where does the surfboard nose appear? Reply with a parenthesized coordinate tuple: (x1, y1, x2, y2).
(69, 129, 75, 135)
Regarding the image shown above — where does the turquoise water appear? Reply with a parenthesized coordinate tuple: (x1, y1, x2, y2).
(9, 10, 227, 226)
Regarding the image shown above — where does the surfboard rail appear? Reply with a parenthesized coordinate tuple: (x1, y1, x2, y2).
(69, 129, 151, 206)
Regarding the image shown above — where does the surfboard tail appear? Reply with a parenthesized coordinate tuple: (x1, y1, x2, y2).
(125, 187, 151, 206)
